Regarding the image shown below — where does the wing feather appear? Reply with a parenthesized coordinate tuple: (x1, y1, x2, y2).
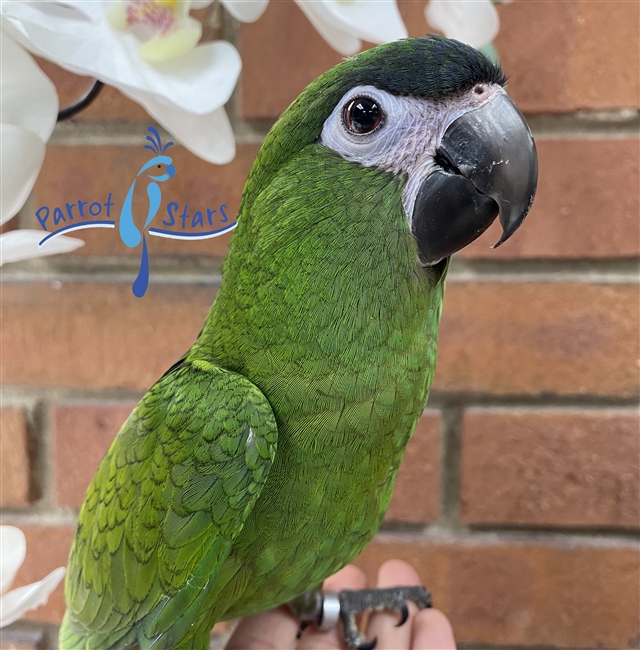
(61, 359, 278, 650)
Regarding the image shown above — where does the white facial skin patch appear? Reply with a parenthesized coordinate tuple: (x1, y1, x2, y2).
(319, 83, 503, 228)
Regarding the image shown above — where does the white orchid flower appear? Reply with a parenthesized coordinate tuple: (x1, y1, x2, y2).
(0, 33, 83, 265)
(0, 1, 242, 164)
(0, 526, 66, 627)
(204, 0, 407, 57)
(191, 0, 269, 25)
(295, 0, 407, 57)
(425, 0, 499, 49)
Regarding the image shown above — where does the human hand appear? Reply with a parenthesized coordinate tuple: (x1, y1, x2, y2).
(225, 559, 456, 649)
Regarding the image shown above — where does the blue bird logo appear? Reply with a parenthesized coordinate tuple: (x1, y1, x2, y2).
(119, 126, 175, 297)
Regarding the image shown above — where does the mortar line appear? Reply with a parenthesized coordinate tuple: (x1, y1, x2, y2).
(2, 508, 636, 548)
(31, 399, 55, 511)
(0, 387, 146, 403)
(438, 404, 463, 528)
(47, 109, 639, 147)
(380, 515, 640, 541)
(425, 392, 639, 409)
(373, 527, 639, 547)
(1, 388, 637, 410)
(1, 260, 638, 285)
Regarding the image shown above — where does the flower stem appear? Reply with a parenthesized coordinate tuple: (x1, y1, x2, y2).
(57, 79, 104, 121)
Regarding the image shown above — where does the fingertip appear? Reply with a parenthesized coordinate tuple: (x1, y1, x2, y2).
(226, 607, 300, 650)
(377, 559, 421, 588)
(412, 608, 456, 649)
(324, 563, 367, 591)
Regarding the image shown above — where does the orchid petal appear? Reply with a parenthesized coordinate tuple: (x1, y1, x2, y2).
(321, 0, 407, 47)
(0, 230, 84, 266)
(138, 95, 235, 163)
(0, 567, 65, 627)
(119, 41, 241, 115)
(1, 34, 58, 143)
(1, 5, 241, 115)
(137, 17, 202, 63)
(0, 124, 46, 225)
(53, 1, 103, 23)
(425, 0, 499, 49)
(220, 0, 269, 23)
(0, 527, 26, 596)
(294, 0, 361, 56)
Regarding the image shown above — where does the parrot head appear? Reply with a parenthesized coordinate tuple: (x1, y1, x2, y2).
(243, 36, 537, 266)
(138, 155, 176, 183)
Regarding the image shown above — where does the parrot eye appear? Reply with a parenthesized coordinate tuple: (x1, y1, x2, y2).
(343, 96, 383, 135)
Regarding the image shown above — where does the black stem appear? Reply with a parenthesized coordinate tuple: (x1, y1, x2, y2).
(57, 79, 104, 121)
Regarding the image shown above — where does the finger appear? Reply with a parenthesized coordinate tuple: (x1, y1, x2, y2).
(297, 564, 367, 650)
(366, 559, 421, 650)
(226, 606, 300, 650)
(411, 609, 456, 650)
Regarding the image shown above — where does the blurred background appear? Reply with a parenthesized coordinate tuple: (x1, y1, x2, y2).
(1, 0, 638, 648)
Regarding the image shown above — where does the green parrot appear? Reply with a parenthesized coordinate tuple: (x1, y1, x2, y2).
(60, 36, 537, 650)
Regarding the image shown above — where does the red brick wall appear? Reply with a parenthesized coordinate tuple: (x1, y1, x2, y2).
(1, 1, 638, 648)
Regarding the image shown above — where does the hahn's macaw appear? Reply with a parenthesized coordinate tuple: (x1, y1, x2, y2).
(60, 36, 537, 650)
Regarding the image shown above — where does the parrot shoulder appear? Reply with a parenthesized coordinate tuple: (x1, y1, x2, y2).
(61, 358, 278, 650)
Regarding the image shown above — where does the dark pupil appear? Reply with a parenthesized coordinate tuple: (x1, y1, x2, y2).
(346, 97, 380, 133)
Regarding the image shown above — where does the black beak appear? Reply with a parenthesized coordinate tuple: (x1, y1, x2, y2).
(412, 91, 538, 265)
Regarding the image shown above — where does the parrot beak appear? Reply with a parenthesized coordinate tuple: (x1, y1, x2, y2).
(412, 91, 538, 265)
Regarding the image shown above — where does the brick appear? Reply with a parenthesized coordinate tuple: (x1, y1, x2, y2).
(354, 536, 640, 648)
(434, 281, 639, 397)
(3, 524, 639, 647)
(2, 281, 637, 397)
(460, 138, 640, 259)
(0, 408, 30, 507)
(52, 403, 137, 507)
(385, 411, 440, 524)
(0, 524, 76, 625)
(569, 0, 640, 110)
(2, 529, 638, 646)
(30, 143, 259, 259)
(487, 1, 575, 113)
(238, 0, 344, 120)
(494, 0, 639, 112)
(1, 217, 19, 235)
(239, 0, 639, 120)
(0, 282, 214, 390)
(31, 137, 640, 262)
(460, 409, 640, 528)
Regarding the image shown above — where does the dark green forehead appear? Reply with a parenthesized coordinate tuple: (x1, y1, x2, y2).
(241, 37, 505, 210)
(331, 36, 506, 98)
